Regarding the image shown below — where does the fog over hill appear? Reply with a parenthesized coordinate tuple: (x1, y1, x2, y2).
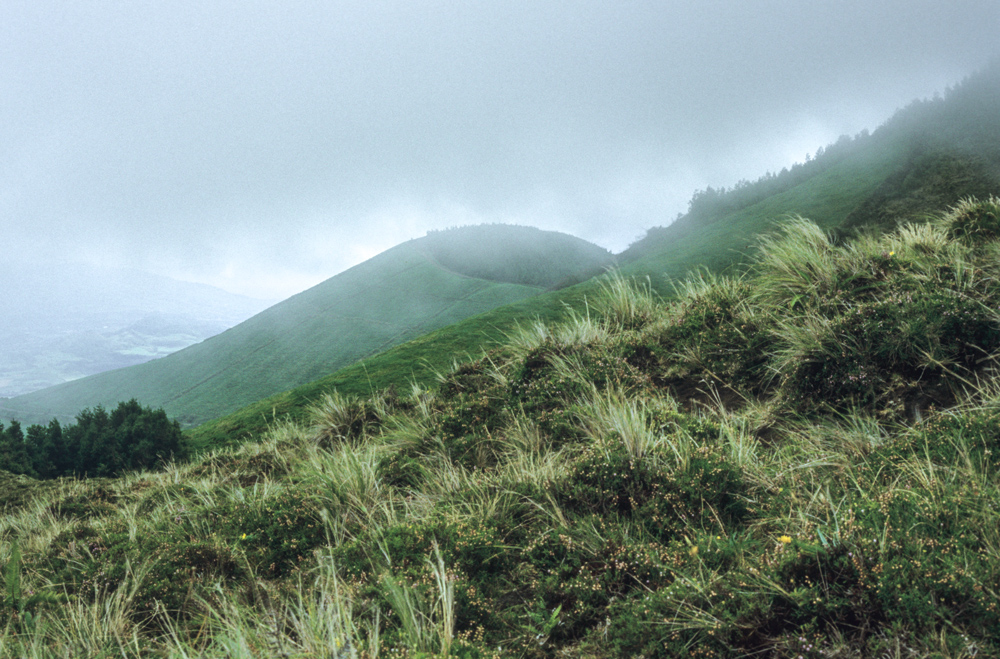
(3, 1, 997, 300)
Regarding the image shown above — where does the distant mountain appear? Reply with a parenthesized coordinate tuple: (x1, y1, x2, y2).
(1, 225, 613, 427)
(0, 262, 272, 398)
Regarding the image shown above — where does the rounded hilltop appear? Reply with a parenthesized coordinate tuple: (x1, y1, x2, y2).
(417, 223, 615, 289)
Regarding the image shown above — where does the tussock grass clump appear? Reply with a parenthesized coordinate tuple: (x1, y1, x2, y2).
(753, 214, 839, 308)
(6, 200, 1000, 657)
(944, 194, 1000, 243)
(643, 272, 772, 395)
(593, 269, 661, 331)
(308, 390, 395, 448)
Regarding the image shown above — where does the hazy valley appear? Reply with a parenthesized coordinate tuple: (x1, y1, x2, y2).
(0, 262, 272, 399)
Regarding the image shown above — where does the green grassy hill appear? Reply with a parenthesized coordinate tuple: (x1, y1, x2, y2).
(186, 63, 1000, 451)
(6, 200, 1000, 657)
(11, 65, 1000, 443)
(0, 225, 612, 428)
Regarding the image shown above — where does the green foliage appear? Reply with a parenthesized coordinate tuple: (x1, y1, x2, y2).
(560, 443, 747, 543)
(212, 489, 326, 577)
(189, 445, 291, 489)
(782, 291, 1000, 410)
(593, 271, 660, 331)
(0, 420, 33, 477)
(66, 519, 242, 624)
(1, 400, 186, 481)
(642, 275, 774, 393)
(944, 195, 1000, 243)
(49, 483, 118, 520)
(186, 283, 596, 451)
(1, 540, 63, 630)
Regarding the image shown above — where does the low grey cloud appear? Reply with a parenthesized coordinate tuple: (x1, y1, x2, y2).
(2, 0, 998, 298)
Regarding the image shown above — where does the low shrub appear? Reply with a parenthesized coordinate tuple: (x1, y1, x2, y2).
(782, 291, 1000, 412)
(210, 489, 325, 577)
(76, 520, 244, 624)
(50, 483, 118, 519)
(558, 442, 748, 543)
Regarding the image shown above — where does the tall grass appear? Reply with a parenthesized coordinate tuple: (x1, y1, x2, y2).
(752, 215, 838, 308)
(594, 270, 660, 331)
(381, 541, 455, 657)
(576, 386, 688, 465)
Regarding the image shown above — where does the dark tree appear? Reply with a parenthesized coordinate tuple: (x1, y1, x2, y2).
(0, 420, 35, 477)
(3, 400, 188, 479)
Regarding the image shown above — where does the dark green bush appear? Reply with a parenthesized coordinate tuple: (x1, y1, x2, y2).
(644, 283, 775, 395)
(517, 523, 683, 645)
(601, 572, 753, 659)
(49, 483, 118, 519)
(77, 520, 244, 623)
(211, 489, 325, 577)
(435, 393, 506, 468)
(332, 518, 515, 644)
(784, 292, 1000, 411)
(559, 444, 748, 543)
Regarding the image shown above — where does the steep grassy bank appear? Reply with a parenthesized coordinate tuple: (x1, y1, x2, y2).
(3, 200, 1000, 657)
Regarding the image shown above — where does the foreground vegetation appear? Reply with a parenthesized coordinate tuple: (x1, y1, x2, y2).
(2, 198, 1000, 656)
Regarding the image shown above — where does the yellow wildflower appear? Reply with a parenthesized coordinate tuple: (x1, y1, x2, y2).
(778, 535, 792, 544)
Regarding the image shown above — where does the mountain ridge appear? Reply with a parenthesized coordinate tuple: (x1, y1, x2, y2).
(1, 224, 613, 427)
(184, 61, 1000, 450)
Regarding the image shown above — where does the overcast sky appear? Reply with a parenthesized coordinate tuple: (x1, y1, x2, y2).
(3, 1, 998, 300)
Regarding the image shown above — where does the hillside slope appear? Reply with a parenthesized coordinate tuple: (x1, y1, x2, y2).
(187, 64, 1000, 451)
(7, 202, 1000, 657)
(618, 61, 1000, 283)
(1, 225, 612, 427)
